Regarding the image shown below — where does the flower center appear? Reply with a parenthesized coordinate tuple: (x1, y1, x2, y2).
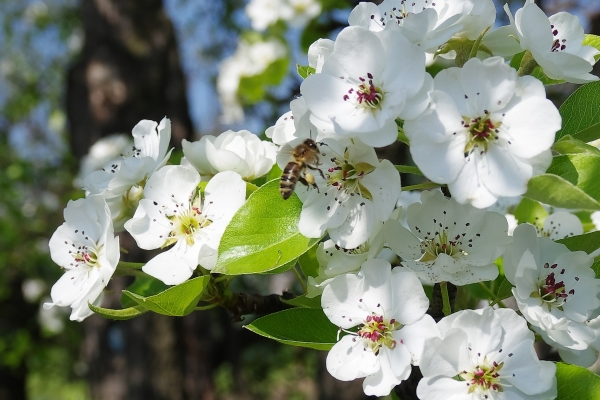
(420, 229, 467, 262)
(550, 24, 567, 52)
(326, 149, 376, 200)
(463, 114, 501, 155)
(532, 263, 574, 309)
(459, 359, 505, 395)
(72, 245, 100, 268)
(357, 314, 401, 355)
(343, 73, 384, 110)
(166, 199, 212, 247)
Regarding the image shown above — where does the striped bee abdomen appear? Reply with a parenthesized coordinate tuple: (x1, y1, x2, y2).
(280, 161, 302, 200)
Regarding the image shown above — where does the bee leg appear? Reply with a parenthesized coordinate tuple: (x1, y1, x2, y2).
(306, 164, 326, 180)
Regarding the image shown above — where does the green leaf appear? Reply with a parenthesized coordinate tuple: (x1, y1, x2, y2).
(258, 258, 298, 275)
(592, 261, 600, 279)
(556, 362, 600, 400)
(546, 154, 600, 203)
(88, 304, 148, 320)
(556, 231, 600, 254)
(121, 275, 210, 317)
(296, 64, 315, 79)
(214, 179, 322, 275)
(525, 174, 600, 210)
(280, 294, 322, 309)
(556, 81, 600, 142)
(298, 241, 319, 278)
(244, 308, 338, 350)
(509, 50, 525, 70)
(395, 165, 424, 176)
(554, 137, 600, 156)
(513, 197, 548, 226)
(495, 278, 514, 301)
(583, 34, 600, 61)
(121, 274, 169, 308)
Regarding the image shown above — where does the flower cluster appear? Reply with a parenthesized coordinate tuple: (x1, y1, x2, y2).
(45, 0, 600, 398)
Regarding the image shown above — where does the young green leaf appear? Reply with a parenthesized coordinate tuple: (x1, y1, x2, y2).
(296, 64, 315, 79)
(121, 275, 210, 317)
(214, 179, 322, 275)
(121, 274, 169, 308)
(556, 362, 600, 400)
(280, 294, 322, 309)
(546, 154, 600, 203)
(513, 197, 548, 226)
(525, 174, 600, 210)
(245, 308, 338, 350)
(88, 304, 148, 320)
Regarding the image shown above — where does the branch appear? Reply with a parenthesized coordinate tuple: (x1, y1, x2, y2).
(219, 291, 295, 322)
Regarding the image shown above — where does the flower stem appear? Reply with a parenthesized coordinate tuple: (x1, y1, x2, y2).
(195, 303, 219, 311)
(395, 165, 423, 176)
(402, 182, 443, 191)
(293, 264, 308, 293)
(440, 281, 452, 316)
(117, 261, 145, 270)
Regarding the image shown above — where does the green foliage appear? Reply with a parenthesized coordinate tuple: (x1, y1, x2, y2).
(120, 275, 169, 308)
(87, 304, 148, 320)
(583, 34, 600, 61)
(525, 174, 600, 210)
(280, 294, 322, 309)
(556, 231, 600, 255)
(514, 197, 547, 225)
(214, 179, 322, 275)
(556, 81, 600, 143)
(509, 51, 564, 85)
(238, 55, 290, 104)
(121, 275, 210, 317)
(245, 308, 339, 350)
(296, 64, 315, 79)
(298, 243, 319, 278)
(556, 362, 600, 400)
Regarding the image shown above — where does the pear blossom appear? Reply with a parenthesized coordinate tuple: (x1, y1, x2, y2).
(182, 129, 277, 181)
(418, 307, 557, 400)
(74, 133, 133, 188)
(307, 220, 386, 297)
(505, 0, 599, 83)
(280, 138, 400, 248)
(83, 118, 172, 199)
(124, 166, 246, 285)
(385, 190, 510, 285)
(348, 0, 495, 52)
(44, 196, 120, 321)
(550, 315, 600, 367)
(404, 56, 561, 208)
(300, 25, 432, 147)
(322, 259, 439, 397)
(538, 211, 583, 240)
(308, 38, 334, 74)
(503, 223, 600, 350)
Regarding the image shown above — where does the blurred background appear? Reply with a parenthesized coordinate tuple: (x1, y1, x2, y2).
(1, 0, 599, 399)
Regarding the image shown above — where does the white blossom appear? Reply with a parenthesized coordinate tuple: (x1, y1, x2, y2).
(505, 0, 599, 83)
(538, 211, 583, 240)
(182, 129, 277, 181)
(322, 260, 439, 397)
(44, 196, 120, 321)
(282, 138, 400, 248)
(385, 190, 510, 285)
(246, 0, 320, 31)
(348, 0, 495, 52)
(125, 166, 246, 285)
(83, 118, 172, 199)
(503, 223, 600, 350)
(418, 307, 557, 400)
(404, 56, 560, 208)
(300, 25, 431, 147)
(74, 134, 133, 188)
(307, 220, 386, 297)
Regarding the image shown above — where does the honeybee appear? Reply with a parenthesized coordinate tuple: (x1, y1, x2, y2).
(280, 138, 325, 200)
